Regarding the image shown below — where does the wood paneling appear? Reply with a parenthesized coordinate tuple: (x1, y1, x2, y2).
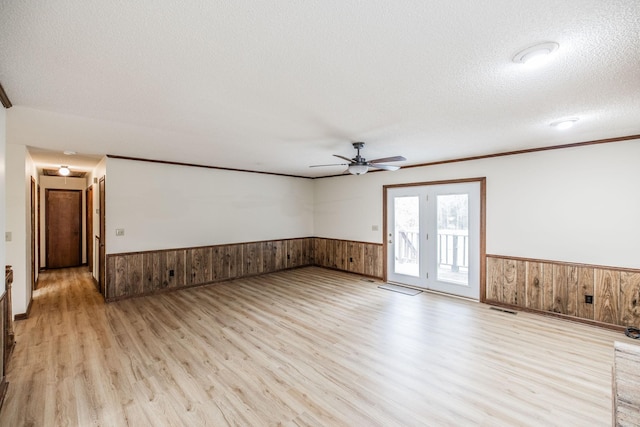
(243, 242, 262, 276)
(620, 272, 640, 327)
(312, 238, 383, 278)
(487, 255, 640, 329)
(502, 259, 516, 305)
(526, 262, 543, 310)
(313, 238, 328, 267)
(594, 268, 620, 325)
(566, 266, 578, 317)
(347, 241, 364, 274)
(552, 265, 569, 314)
(514, 260, 526, 307)
(486, 257, 503, 302)
(107, 238, 384, 300)
(576, 267, 594, 320)
(363, 243, 383, 278)
(187, 247, 212, 286)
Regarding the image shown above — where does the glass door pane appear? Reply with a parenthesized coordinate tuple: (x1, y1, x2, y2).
(386, 181, 481, 300)
(436, 194, 469, 286)
(394, 196, 420, 277)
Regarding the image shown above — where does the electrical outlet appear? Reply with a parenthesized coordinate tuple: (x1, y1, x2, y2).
(585, 295, 593, 304)
(169, 270, 175, 277)
(350, 257, 353, 262)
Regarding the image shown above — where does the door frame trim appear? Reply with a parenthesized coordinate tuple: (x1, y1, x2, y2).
(383, 177, 487, 301)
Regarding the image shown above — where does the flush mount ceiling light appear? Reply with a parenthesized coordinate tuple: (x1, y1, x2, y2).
(58, 166, 71, 176)
(513, 42, 559, 65)
(550, 118, 579, 130)
(63, 150, 76, 155)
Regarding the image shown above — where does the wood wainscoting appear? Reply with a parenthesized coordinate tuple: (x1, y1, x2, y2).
(106, 238, 384, 301)
(106, 238, 312, 301)
(313, 237, 383, 278)
(486, 254, 640, 329)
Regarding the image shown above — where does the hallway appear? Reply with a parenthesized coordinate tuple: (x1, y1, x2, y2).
(1, 267, 108, 425)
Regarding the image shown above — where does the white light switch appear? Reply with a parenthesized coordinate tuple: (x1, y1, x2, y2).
(5, 232, 11, 242)
(115, 228, 125, 236)
(372, 225, 379, 231)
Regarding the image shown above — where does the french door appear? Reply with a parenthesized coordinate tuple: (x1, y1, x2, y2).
(386, 181, 481, 299)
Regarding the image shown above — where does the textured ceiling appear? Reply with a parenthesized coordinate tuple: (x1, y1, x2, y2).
(1, 0, 639, 177)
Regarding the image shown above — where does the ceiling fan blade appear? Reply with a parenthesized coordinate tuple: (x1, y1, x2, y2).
(368, 155, 406, 164)
(333, 154, 354, 162)
(368, 163, 400, 171)
(309, 163, 349, 168)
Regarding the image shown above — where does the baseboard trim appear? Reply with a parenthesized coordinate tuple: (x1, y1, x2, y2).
(14, 298, 33, 321)
(486, 300, 625, 332)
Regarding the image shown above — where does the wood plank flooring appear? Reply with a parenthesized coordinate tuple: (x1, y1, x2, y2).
(0, 266, 630, 426)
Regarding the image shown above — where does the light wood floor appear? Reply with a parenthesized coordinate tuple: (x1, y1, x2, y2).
(0, 266, 626, 426)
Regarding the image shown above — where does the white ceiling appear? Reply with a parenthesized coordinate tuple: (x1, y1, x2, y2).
(1, 1, 639, 177)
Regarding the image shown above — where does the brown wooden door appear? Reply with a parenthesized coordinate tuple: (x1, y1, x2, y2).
(46, 189, 82, 268)
(31, 177, 36, 289)
(98, 177, 106, 296)
(86, 185, 93, 271)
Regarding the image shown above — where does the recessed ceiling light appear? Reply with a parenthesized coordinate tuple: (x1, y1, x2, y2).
(63, 150, 76, 155)
(513, 42, 559, 65)
(550, 118, 579, 130)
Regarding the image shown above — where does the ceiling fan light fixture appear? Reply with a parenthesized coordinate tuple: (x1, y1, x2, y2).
(513, 42, 559, 65)
(59, 166, 71, 176)
(348, 164, 368, 175)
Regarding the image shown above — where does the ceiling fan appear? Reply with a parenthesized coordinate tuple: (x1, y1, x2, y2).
(310, 142, 406, 175)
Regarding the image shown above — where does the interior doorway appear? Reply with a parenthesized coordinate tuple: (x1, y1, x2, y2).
(98, 176, 106, 296)
(385, 179, 485, 300)
(45, 189, 82, 268)
(31, 177, 37, 289)
(86, 185, 93, 272)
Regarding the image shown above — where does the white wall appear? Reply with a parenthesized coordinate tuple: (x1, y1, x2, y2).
(314, 139, 640, 269)
(105, 157, 315, 254)
(5, 144, 37, 316)
(0, 108, 5, 294)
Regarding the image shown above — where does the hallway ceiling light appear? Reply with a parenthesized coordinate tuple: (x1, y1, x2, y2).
(59, 166, 71, 176)
(550, 118, 579, 130)
(513, 42, 559, 65)
(63, 150, 76, 155)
